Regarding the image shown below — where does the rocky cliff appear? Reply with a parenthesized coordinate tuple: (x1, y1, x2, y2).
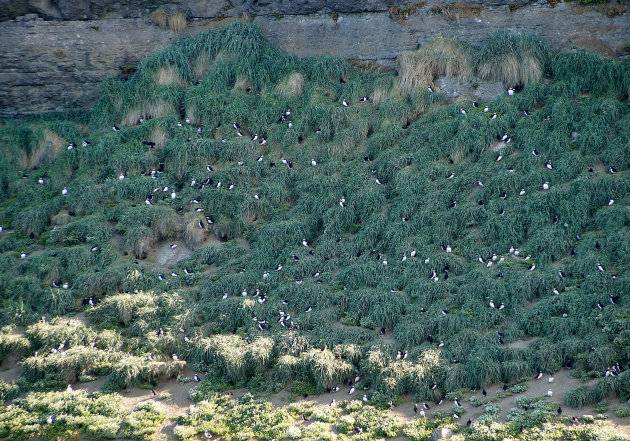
(0, 0, 628, 116)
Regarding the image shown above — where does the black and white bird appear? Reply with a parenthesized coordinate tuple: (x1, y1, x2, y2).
(342, 99, 348, 107)
(507, 88, 514, 96)
(546, 160, 553, 170)
(113, 126, 120, 131)
(460, 108, 467, 115)
(532, 149, 540, 157)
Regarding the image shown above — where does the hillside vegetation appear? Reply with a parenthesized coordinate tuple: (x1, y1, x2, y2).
(0, 23, 629, 440)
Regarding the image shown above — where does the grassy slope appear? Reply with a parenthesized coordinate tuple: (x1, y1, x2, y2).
(0, 23, 629, 440)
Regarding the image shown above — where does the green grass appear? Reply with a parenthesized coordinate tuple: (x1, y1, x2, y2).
(0, 22, 629, 440)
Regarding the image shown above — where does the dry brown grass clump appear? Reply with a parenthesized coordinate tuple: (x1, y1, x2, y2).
(148, 10, 168, 29)
(476, 54, 542, 88)
(474, 32, 549, 88)
(193, 53, 212, 80)
(183, 213, 208, 248)
(148, 128, 169, 150)
(348, 59, 394, 74)
(232, 75, 254, 94)
(431, 2, 483, 21)
(51, 210, 72, 226)
(123, 100, 177, 126)
(148, 10, 187, 32)
(168, 12, 187, 32)
(19, 129, 65, 169)
(275, 72, 305, 96)
(397, 36, 473, 92)
(389, 2, 426, 22)
(370, 81, 403, 106)
(154, 66, 186, 86)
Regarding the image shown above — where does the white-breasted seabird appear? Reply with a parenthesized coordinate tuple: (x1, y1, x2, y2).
(342, 99, 348, 107)
(546, 160, 553, 170)
(542, 182, 549, 191)
(507, 88, 514, 96)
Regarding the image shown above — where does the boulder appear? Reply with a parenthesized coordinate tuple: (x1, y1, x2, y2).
(433, 427, 454, 440)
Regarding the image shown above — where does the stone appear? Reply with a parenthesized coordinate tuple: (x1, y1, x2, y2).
(433, 427, 454, 440)
(435, 77, 505, 102)
(0, 0, 29, 22)
(28, 0, 63, 20)
(156, 241, 192, 268)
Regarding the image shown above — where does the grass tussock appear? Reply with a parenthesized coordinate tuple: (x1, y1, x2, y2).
(123, 101, 178, 126)
(154, 67, 186, 86)
(475, 31, 549, 87)
(19, 130, 65, 169)
(148, 10, 168, 29)
(168, 12, 187, 33)
(275, 72, 305, 96)
(148, 10, 187, 33)
(397, 37, 473, 91)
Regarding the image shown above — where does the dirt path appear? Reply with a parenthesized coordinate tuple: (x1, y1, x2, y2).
(0, 352, 22, 383)
(53, 363, 630, 439)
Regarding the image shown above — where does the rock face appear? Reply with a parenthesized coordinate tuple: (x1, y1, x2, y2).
(0, 0, 628, 115)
